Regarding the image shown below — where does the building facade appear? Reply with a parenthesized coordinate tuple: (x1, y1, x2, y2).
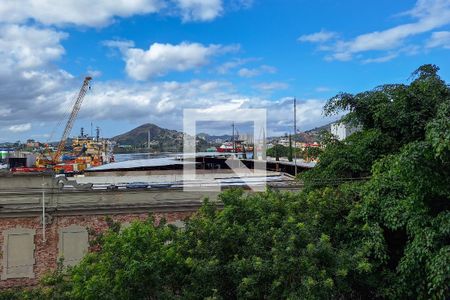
(330, 122, 361, 141)
(0, 174, 215, 288)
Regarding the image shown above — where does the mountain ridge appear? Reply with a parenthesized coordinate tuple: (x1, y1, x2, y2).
(111, 121, 336, 151)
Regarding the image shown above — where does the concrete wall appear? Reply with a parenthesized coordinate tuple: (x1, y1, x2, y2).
(0, 189, 219, 217)
(0, 174, 54, 190)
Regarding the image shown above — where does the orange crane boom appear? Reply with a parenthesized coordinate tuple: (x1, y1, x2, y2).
(53, 76, 92, 163)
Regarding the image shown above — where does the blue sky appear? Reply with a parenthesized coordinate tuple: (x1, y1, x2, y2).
(1, 0, 450, 141)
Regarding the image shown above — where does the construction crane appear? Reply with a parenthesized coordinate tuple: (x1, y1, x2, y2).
(35, 76, 92, 169)
(52, 76, 92, 163)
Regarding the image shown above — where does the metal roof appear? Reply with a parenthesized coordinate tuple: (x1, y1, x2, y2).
(88, 152, 316, 172)
(174, 152, 245, 158)
(276, 160, 317, 168)
(87, 157, 194, 171)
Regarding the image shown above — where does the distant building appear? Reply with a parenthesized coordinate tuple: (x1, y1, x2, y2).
(277, 137, 290, 147)
(296, 142, 320, 150)
(331, 122, 361, 141)
(26, 139, 40, 149)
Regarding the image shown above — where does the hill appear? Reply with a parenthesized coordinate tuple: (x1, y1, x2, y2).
(112, 123, 184, 152)
(197, 133, 233, 143)
(296, 121, 334, 142)
(112, 123, 210, 152)
(305, 122, 333, 134)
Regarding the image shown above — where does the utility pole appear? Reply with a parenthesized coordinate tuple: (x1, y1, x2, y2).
(232, 122, 235, 153)
(147, 130, 151, 151)
(294, 98, 297, 176)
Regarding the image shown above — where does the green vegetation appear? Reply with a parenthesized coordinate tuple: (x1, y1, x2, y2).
(2, 65, 448, 299)
(266, 144, 303, 161)
(266, 144, 289, 159)
(267, 144, 321, 162)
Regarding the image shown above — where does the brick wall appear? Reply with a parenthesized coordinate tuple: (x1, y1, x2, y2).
(0, 211, 192, 289)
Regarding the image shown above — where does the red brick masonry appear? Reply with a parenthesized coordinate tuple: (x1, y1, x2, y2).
(0, 211, 192, 289)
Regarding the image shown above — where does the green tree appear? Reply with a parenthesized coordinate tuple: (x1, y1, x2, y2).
(266, 144, 288, 159)
(69, 217, 187, 300)
(300, 64, 450, 298)
(302, 64, 450, 189)
(323, 64, 448, 148)
(2, 64, 448, 300)
(176, 190, 355, 299)
(302, 146, 323, 161)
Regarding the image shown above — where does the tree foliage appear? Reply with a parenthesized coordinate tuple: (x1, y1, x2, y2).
(1, 65, 449, 299)
(302, 64, 450, 298)
(267, 144, 289, 159)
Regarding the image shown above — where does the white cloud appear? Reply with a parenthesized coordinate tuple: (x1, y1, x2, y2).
(78, 80, 239, 120)
(9, 123, 31, 133)
(238, 68, 257, 77)
(0, 69, 74, 121)
(0, 0, 248, 27)
(31, 133, 50, 139)
(0, 108, 12, 117)
(78, 81, 331, 135)
(0, 0, 269, 140)
(0, 22, 76, 137)
(238, 65, 276, 78)
(229, 0, 253, 10)
(0, 24, 66, 69)
(87, 69, 103, 78)
(0, 0, 164, 27)
(298, 30, 337, 43)
(426, 31, 450, 48)
(195, 98, 248, 116)
(0, 73, 333, 138)
(315, 86, 331, 93)
(304, 0, 450, 62)
(108, 41, 237, 80)
(217, 57, 258, 74)
(362, 53, 398, 64)
(175, 0, 223, 21)
(102, 39, 135, 51)
(254, 82, 289, 91)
